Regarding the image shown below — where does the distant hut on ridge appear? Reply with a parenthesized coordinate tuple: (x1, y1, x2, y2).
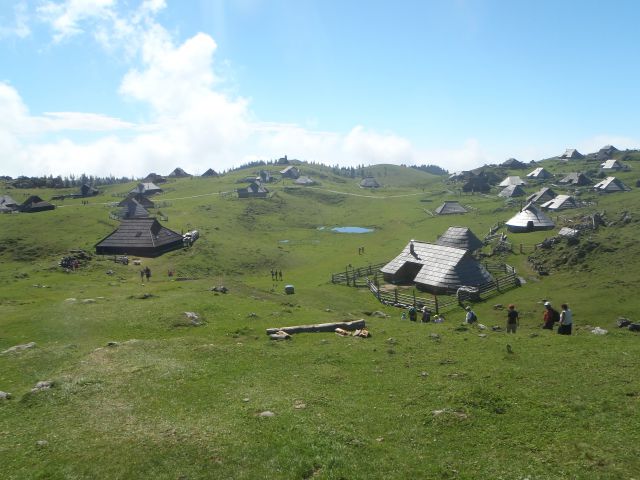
(20, 195, 55, 213)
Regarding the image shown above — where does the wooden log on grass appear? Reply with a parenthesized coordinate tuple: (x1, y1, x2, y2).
(265, 319, 366, 335)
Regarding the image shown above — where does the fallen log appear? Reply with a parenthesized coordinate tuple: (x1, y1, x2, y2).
(266, 319, 366, 335)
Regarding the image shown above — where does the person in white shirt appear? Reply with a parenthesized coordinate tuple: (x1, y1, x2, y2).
(558, 304, 573, 335)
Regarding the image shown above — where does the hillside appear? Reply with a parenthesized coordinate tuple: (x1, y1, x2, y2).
(1, 160, 640, 479)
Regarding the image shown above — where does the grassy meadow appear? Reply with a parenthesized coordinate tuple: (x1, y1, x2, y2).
(1, 160, 640, 479)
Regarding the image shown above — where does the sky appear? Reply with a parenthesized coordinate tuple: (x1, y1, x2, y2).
(1, 0, 640, 178)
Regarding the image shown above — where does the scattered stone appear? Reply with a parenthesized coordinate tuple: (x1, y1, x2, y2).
(420, 371, 429, 377)
(0, 391, 11, 400)
(2, 342, 36, 354)
(293, 401, 306, 409)
(385, 337, 397, 345)
(138, 293, 154, 299)
(259, 410, 275, 417)
(106, 270, 114, 275)
(617, 317, 632, 328)
(628, 323, 640, 332)
(269, 331, 291, 340)
(184, 312, 202, 326)
(429, 333, 440, 340)
(370, 311, 389, 318)
(478, 334, 487, 338)
(35, 440, 49, 448)
(31, 380, 53, 393)
(492, 326, 502, 332)
(211, 285, 228, 293)
(376, 437, 384, 442)
(591, 327, 608, 335)
(325, 308, 332, 312)
(493, 304, 504, 310)
(477, 323, 487, 330)
(81, 298, 96, 304)
(64, 298, 77, 303)
(247, 312, 258, 318)
(242, 397, 250, 402)
(106, 341, 120, 347)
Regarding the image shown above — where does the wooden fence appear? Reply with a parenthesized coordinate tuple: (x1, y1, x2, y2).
(331, 261, 520, 314)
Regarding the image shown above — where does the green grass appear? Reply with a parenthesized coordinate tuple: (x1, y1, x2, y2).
(1, 161, 640, 479)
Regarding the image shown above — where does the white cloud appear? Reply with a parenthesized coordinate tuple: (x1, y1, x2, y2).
(37, 0, 116, 42)
(0, 2, 31, 39)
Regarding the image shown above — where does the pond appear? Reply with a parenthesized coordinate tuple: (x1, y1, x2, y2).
(331, 226, 374, 234)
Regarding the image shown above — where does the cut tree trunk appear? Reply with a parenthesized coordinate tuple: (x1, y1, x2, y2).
(266, 319, 366, 335)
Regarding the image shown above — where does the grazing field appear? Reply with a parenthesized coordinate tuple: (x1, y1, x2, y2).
(1, 161, 640, 479)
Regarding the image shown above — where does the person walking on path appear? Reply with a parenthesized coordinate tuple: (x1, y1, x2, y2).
(144, 266, 151, 282)
(542, 301, 559, 330)
(278, 270, 283, 281)
(558, 304, 573, 335)
(464, 306, 477, 324)
(506, 304, 519, 333)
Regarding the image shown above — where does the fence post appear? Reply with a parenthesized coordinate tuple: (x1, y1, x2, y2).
(434, 295, 439, 315)
(520, 244, 524, 254)
(345, 267, 349, 286)
(413, 289, 416, 307)
(394, 289, 398, 304)
(496, 278, 501, 293)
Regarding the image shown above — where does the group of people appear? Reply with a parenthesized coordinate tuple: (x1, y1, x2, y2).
(139, 266, 151, 282)
(503, 302, 572, 334)
(270, 269, 283, 281)
(402, 305, 445, 323)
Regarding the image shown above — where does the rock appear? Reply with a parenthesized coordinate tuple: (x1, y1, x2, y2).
(2, 342, 36, 354)
(247, 312, 258, 318)
(478, 334, 487, 338)
(617, 317, 632, 328)
(429, 333, 441, 340)
(370, 311, 389, 318)
(35, 440, 49, 448)
(493, 304, 504, 310)
(0, 391, 11, 400)
(293, 401, 306, 409)
(492, 326, 502, 332)
(31, 380, 53, 392)
(477, 323, 487, 330)
(64, 298, 77, 303)
(259, 410, 275, 417)
(420, 371, 429, 377)
(628, 323, 640, 332)
(591, 327, 608, 335)
(184, 312, 202, 326)
(242, 397, 250, 402)
(81, 298, 96, 304)
(211, 285, 228, 293)
(106, 341, 120, 347)
(106, 270, 114, 275)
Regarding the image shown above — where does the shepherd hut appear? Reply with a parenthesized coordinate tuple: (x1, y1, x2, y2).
(380, 240, 493, 294)
(201, 168, 218, 177)
(118, 193, 155, 209)
(559, 149, 584, 160)
(0, 194, 18, 213)
(280, 166, 300, 179)
(593, 177, 630, 192)
(435, 226, 484, 252)
(526, 167, 552, 180)
(360, 177, 380, 188)
(600, 159, 623, 171)
(294, 176, 316, 186)
(541, 194, 578, 211)
(501, 158, 528, 169)
(237, 181, 268, 198)
(499, 176, 527, 187)
(20, 195, 55, 213)
(435, 201, 468, 215)
(118, 198, 150, 219)
(130, 182, 162, 195)
(168, 167, 191, 178)
(79, 184, 99, 197)
(505, 203, 555, 232)
(526, 187, 556, 204)
(499, 184, 527, 198)
(558, 172, 592, 186)
(95, 218, 183, 257)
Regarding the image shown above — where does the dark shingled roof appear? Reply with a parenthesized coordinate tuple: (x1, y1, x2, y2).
(381, 240, 493, 294)
(237, 181, 269, 198)
(168, 167, 191, 177)
(499, 184, 527, 198)
(201, 168, 219, 177)
(20, 195, 55, 213)
(95, 218, 183, 257)
(558, 172, 591, 186)
(119, 199, 150, 219)
(540, 194, 577, 211)
(526, 187, 556, 204)
(130, 182, 162, 195)
(118, 193, 155, 208)
(360, 177, 380, 188)
(435, 201, 467, 215)
(436, 226, 484, 252)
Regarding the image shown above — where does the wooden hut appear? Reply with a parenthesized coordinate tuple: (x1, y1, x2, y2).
(280, 166, 300, 179)
(380, 240, 493, 294)
(559, 148, 584, 160)
(20, 195, 55, 213)
(118, 193, 155, 209)
(168, 167, 191, 178)
(526, 167, 552, 180)
(501, 158, 527, 169)
(118, 198, 150, 219)
(129, 182, 162, 195)
(435, 201, 467, 215)
(526, 187, 556, 204)
(499, 184, 527, 198)
(558, 172, 591, 186)
(201, 168, 218, 177)
(593, 177, 630, 192)
(540, 194, 577, 211)
(505, 203, 555, 233)
(0, 194, 18, 213)
(79, 184, 99, 197)
(359, 177, 380, 188)
(600, 159, 624, 171)
(237, 181, 268, 198)
(294, 176, 316, 186)
(435, 226, 483, 252)
(499, 175, 527, 187)
(95, 218, 183, 257)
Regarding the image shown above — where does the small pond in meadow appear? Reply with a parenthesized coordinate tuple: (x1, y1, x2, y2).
(331, 226, 374, 234)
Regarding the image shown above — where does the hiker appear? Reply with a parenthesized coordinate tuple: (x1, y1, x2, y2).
(465, 306, 477, 324)
(278, 270, 283, 281)
(270, 269, 275, 280)
(401, 311, 407, 321)
(506, 304, 519, 333)
(409, 240, 416, 256)
(144, 267, 151, 282)
(542, 301, 559, 329)
(558, 304, 573, 335)
(408, 305, 417, 322)
(421, 307, 431, 323)
(140, 269, 145, 282)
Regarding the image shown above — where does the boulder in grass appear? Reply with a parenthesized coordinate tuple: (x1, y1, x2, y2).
(2, 342, 36, 354)
(0, 391, 11, 400)
(617, 317, 631, 328)
(31, 380, 53, 393)
(628, 323, 640, 332)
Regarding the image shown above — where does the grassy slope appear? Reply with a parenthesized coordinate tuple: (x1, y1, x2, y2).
(1, 162, 639, 479)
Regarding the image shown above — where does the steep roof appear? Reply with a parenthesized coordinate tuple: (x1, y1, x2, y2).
(593, 176, 629, 192)
(0, 194, 18, 207)
(20, 195, 55, 212)
(601, 159, 623, 170)
(435, 226, 483, 251)
(541, 194, 577, 210)
(118, 193, 155, 208)
(559, 172, 592, 185)
(505, 203, 555, 232)
(526, 167, 552, 179)
(434, 201, 468, 215)
(95, 218, 183, 254)
(560, 148, 584, 159)
(499, 175, 527, 187)
(168, 167, 191, 177)
(499, 184, 527, 197)
(294, 176, 316, 185)
(201, 168, 218, 177)
(119, 198, 150, 219)
(130, 182, 162, 195)
(501, 158, 527, 169)
(360, 177, 380, 188)
(526, 187, 556, 204)
(237, 181, 268, 195)
(381, 240, 493, 292)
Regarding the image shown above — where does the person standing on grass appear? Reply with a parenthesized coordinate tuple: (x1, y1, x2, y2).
(506, 304, 519, 333)
(464, 306, 477, 324)
(144, 266, 151, 282)
(140, 269, 145, 282)
(408, 305, 418, 322)
(421, 307, 431, 323)
(558, 304, 573, 335)
(542, 301, 559, 330)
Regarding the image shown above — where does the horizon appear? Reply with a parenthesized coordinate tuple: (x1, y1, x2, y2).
(1, 0, 639, 178)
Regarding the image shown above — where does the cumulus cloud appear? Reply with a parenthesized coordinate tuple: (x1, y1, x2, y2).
(37, 0, 116, 42)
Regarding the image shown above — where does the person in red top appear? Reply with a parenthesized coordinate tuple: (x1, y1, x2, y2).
(542, 301, 559, 329)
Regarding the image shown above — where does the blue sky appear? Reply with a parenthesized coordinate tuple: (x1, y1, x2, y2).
(1, 0, 639, 177)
